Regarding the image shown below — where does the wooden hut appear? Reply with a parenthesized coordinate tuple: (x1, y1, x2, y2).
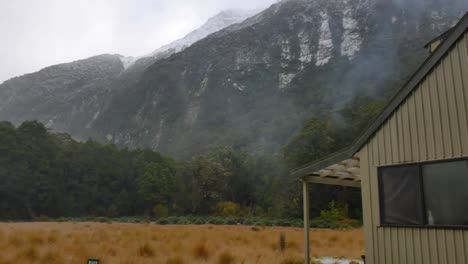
(291, 12, 468, 264)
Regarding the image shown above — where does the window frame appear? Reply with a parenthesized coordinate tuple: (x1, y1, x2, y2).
(378, 157, 468, 229)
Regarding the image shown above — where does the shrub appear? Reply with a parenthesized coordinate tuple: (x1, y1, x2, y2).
(193, 218, 205, 225)
(215, 201, 241, 217)
(311, 201, 362, 229)
(153, 204, 169, 219)
(96, 217, 111, 223)
(223, 217, 237, 225)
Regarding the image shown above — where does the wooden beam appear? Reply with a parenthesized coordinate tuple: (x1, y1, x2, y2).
(302, 181, 310, 264)
(303, 175, 361, 188)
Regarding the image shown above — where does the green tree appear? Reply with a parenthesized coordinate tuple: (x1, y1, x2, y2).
(138, 160, 177, 213)
(283, 117, 336, 168)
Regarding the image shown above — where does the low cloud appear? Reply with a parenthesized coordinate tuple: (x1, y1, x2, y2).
(0, 0, 277, 83)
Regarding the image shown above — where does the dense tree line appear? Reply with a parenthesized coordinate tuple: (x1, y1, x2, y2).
(0, 96, 383, 221)
(0, 121, 288, 220)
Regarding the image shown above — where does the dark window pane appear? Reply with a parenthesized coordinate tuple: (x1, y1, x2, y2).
(422, 160, 468, 226)
(379, 165, 424, 225)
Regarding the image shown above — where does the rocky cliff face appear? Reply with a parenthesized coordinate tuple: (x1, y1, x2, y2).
(1, 0, 466, 157)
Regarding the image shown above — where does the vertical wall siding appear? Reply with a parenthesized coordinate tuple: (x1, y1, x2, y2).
(360, 32, 468, 264)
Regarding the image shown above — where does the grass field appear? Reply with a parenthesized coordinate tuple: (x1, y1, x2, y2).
(0, 222, 364, 264)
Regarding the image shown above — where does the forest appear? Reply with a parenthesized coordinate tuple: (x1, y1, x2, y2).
(0, 96, 383, 226)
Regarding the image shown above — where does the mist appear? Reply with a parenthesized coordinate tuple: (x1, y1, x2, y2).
(0, 0, 277, 83)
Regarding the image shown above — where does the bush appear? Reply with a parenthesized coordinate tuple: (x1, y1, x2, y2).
(96, 217, 111, 223)
(223, 217, 237, 225)
(157, 218, 169, 225)
(311, 201, 362, 229)
(153, 204, 169, 219)
(215, 201, 241, 217)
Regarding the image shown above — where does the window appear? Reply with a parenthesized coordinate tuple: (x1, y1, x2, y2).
(379, 159, 468, 227)
(379, 165, 424, 225)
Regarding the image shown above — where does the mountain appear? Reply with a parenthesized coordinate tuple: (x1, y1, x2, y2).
(0, 9, 257, 140)
(1, 0, 467, 158)
(120, 9, 258, 70)
(0, 54, 123, 137)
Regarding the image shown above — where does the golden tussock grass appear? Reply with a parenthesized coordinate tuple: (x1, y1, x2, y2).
(0, 222, 364, 264)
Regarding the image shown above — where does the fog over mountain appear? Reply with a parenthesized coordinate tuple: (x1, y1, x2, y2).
(0, 0, 277, 83)
(0, 0, 467, 158)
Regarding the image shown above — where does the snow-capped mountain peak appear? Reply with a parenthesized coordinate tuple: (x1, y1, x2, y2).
(119, 9, 258, 69)
(148, 9, 258, 56)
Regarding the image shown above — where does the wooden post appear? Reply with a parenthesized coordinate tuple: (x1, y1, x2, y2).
(303, 180, 310, 264)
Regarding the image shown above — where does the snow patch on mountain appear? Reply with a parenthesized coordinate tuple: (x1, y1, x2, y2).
(281, 39, 292, 67)
(86, 111, 101, 129)
(299, 30, 313, 65)
(340, 1, 363, 59)
(315, 11, 333, 66)
(147, 9, 257, 58)
(278, 73, 295, 90)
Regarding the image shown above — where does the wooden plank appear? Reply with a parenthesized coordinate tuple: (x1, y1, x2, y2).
(303, 175, 361, 188)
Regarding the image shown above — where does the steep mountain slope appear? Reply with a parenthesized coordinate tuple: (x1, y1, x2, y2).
(120, 9, 258, 70)
(1, 0, 467, 158)
(0, 9, 258, 140)
(0, 54, 123, 137)
(90, 0, 468, 157)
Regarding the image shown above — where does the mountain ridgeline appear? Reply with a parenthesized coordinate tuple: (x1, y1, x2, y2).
(0, 0, 467, 158)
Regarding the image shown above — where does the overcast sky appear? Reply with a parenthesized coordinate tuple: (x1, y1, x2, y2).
(0, 0, 277, 83)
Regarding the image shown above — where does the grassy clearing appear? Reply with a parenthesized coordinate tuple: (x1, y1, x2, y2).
(0, 222, 364, 264)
